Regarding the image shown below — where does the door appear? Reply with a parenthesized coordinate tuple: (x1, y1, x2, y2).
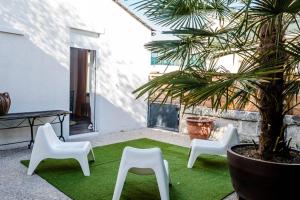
(148, 103, 180, 132)
(69, 47, 96, 135)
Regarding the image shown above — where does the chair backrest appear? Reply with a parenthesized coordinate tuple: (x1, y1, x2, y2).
(220, 124, 240, 148)
(121, 146, 165, 170)
(34, 123, 61, 152)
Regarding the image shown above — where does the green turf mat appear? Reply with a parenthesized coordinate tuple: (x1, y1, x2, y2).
(21, 138, 233, 200)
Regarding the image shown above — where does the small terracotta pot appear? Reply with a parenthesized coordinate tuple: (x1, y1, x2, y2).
(186, 116, 214, 140)
(0, 92, 11, 115)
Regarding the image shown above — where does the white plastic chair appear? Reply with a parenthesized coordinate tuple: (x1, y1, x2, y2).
(187, 123, 239, 168)
(27, 123, 95, 176)
(112, 147, 170, 200)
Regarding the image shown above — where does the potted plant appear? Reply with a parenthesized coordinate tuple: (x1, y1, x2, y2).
(186, 116, 214, 140)
(133, 0, 300, 199)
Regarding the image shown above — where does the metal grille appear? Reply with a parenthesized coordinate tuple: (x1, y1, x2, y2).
(147, 103, 179, 132)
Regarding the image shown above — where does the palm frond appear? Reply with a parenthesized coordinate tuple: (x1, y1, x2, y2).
(134, 66, 282, 111)
(133, 0, 235, 29)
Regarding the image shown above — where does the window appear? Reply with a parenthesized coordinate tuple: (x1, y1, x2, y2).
(151, 53, 180, 66)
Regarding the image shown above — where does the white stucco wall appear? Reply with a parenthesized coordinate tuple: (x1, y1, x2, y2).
(0, 0, 151, 148)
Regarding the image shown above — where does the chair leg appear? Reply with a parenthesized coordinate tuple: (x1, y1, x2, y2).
(163, 160, 171, 186)
(88, 149, 96, 162)
(76, 155, 90, 176)
(154, 168, 170, 200)
(27, 156, 43, 175)
(112, 168, 128, 200)
(187, 148, 199, 168)
(169, 174, 172, 187)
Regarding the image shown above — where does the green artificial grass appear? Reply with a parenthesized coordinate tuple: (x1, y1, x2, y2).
(21, 138, 233, 200)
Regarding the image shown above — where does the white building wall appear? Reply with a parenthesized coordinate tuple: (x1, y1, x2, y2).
(0, 0, 151, 147)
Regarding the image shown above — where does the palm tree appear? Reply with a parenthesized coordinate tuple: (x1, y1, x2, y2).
(133, 0, 300, 160)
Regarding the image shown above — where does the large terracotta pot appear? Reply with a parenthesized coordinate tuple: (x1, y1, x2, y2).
(227, 144, 300, 200)
(0, 92, 11, 115)
(186, 116, 214, 140)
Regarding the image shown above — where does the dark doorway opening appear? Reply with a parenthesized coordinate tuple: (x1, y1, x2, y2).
(147, 103, 180, 132)
(69, 47, 96, 135)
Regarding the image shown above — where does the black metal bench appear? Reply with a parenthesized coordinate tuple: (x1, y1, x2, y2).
(0, 110, 70, 149)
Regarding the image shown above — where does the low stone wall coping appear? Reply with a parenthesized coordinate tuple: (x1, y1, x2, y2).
(185, 107, 300, 126)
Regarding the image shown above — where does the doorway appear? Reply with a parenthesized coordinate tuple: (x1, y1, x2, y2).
(148, 103, 180, 132)
(69, 47, 96, 135)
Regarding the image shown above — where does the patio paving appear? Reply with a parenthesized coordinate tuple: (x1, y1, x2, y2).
(0, 128, 236, 200)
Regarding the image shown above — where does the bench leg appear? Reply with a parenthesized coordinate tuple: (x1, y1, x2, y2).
(28, 118, 36, 149)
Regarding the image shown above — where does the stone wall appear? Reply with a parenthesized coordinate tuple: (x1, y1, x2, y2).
(180, 106, 300, 148)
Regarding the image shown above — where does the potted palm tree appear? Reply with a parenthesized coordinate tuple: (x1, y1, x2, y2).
(133, 0, 300, 199)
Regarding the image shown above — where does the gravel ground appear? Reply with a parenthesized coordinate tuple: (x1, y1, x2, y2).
(0, 128, 236, 200)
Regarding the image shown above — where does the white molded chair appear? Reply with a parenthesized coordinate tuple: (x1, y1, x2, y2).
(27, 123, 95, 176)
(112, 147, 170, 200)
(187, 123, 239, 168)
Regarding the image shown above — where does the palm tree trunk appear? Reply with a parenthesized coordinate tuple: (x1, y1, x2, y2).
(258, 17, 286, 159)
(259, 82, 284, 159)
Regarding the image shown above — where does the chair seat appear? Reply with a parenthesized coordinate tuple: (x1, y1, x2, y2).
(53, 141, 91, 154)
(191, 139, 222, 148)
(129, 160, 168, 175)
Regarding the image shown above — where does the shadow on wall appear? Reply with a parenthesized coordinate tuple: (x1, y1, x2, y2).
(95, 50, 148, 133)
(0, 0, 87, 112)
(89, 53, 150, 134)
(0, 28, 69, 146)
(96, 95, 146, 133)
(0, 0, 149, 140)
(0, 0, 88, 65)
(0, 0, 85, 146)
